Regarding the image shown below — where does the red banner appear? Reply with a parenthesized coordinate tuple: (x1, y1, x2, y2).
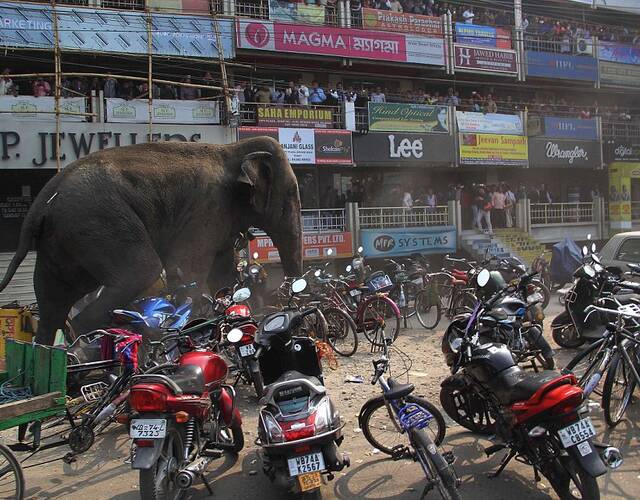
(250, 232, 353, 262)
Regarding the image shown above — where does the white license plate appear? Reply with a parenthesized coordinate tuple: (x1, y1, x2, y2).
(349, 289, 361, 297)
(287, 452, 325, 477)
(130, 419, 167, 439)
(558, 418, 596, 448)
(238, 344, 256, 357)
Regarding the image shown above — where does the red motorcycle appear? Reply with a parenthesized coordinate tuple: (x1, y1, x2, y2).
(126, 327, 243, 499)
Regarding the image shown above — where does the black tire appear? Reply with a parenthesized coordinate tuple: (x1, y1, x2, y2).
(602, 350, 636, 427)
(411, 429, 461, 500)
(452, 291, 476, 315)
(361, 297, 401, 346)
(552, 324, 586, 349)
(531, 279, 551, 310)
(439, 383, 495, 435)
(564, 339, 607, 388)
(541, 456, 600, 500)
(415, 289, 442, 330)
(229, 422, 245, 454)
(323, 307, 358, 357)
(359, 395, 446, 456)
(301, 489, 322, 500)
(0, 443, 24, 500)
(139, 429, 184, 500)
(250, 367, 265, 399)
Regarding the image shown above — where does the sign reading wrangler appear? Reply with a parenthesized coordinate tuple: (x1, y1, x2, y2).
(361, 226, 456, 257)
(528, 138, 602, 168)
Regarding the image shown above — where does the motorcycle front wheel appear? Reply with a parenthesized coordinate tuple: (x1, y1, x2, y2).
(139, 429, 184, 500)
(552, 324, 585, 349)
(531, 279, 551, 310)
(541, 456, 600, 500)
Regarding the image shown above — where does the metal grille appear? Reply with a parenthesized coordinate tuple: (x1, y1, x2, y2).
(101, 0, 145, 10)
(603, 121, 640, 139)
(302, 209, 346, 233)
(358, 206, 449, 229)
(235, 0, 269, 19)
(530, 203, 594, 225)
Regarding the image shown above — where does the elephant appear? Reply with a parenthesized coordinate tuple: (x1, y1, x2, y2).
(0, 137, 303, 344)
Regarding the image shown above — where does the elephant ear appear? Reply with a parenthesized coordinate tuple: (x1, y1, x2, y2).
(237, 151, 273, 214)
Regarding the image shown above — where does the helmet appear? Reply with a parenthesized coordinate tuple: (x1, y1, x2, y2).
(476, 270, 506, 301)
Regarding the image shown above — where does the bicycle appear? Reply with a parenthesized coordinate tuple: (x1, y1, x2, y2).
(563, 302, 640, 427)
(358, 337, 459, 500)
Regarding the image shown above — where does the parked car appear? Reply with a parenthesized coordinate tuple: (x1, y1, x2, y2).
(599, 231, 640, 273)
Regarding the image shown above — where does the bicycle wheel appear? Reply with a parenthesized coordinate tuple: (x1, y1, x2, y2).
(452, 291, 476, 315)
(322, 307, 358, 357)
(602, 349, 636, 427)
(0, 443, 24, 500)
(412, 429, 461, 500)
(414, 289, 442, 330)
(361, 297, 401, 346)
(564, 339, 608, 391)
(397, 282, 420, 319)
(359, 395, 446, 456)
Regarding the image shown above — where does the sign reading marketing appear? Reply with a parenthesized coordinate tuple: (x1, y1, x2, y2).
(542, 117, 598, 140)
(353, 132, 455, 165)
(459, 133, 528, 167)
(454, 45, 517, 74)
(456, 111, 523, 135)
(525, 51, 597, 81)
(362, 8, 442, 36)
(236, 19, 445, 66)
(361, 226, 457, 258)
(529, 138, 602, 168)
(238, 127, 353, 165)
(455, 23, 511, 49)
(368, 103, 449, 133)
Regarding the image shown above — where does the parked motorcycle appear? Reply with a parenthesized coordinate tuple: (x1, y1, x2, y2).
(127, 324, 243, 499)
(237, 251, 268, 312)
(254, 278, 349, 499)
(440, 269, 622, 500)
(485, 255, 551, 310)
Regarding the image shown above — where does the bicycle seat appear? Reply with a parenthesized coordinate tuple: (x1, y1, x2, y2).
(384, 378, 415, 400)
(451, 279, 467, 286)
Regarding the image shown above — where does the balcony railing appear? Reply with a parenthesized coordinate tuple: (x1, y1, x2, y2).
(238, 102, 344, 129)
(231, 0, 337, 25)
(530, 203, 594, 226)
(524, 34, 592, 55)
(603, 121, 640, 139)
(302, 209, 346, 233)
(359, 206, 449, 229)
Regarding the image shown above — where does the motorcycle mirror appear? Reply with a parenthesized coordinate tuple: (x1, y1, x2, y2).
(252, 251, 259, 260)
(346, 264, 352, 273)
(326, 248, 333, 256)
(357, 246, 364, 254)
(592, 253, 602, 264)
(584, 265, 596, 278)
(314, 269, 321, 277)
(477, 269, 491, 287)
(232, 287, 251, 303)
(291, 278, 307, 294)
(591, 242, 597, 254)
(582, 245, 589, 257)
(227, 328, 243, 344)
(587, 233, 592, 241)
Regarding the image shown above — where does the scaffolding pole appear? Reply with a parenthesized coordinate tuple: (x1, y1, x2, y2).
(52, 2, 62, 172)
(146, 6, 154, 138)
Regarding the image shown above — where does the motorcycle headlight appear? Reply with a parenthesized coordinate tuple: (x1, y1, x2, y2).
(313, 397, 335, 433)
(261, 411, 284, 443)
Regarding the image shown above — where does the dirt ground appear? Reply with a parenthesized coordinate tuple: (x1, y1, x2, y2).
(9, 299, 640, 500)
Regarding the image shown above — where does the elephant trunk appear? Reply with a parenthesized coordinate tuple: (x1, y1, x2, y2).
(268, 216, 303, 278)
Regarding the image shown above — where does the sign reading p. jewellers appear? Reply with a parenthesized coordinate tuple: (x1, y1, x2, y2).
(360, 226, 456, 257)
(528, 137, 602, 168)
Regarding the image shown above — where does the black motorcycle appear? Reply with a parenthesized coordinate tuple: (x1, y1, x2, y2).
(485, 255, 551, 310)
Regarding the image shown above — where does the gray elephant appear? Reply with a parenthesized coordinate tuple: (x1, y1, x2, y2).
(0, 137, 303, 344)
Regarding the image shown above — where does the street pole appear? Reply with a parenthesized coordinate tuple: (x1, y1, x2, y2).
(514, 0, 525, 81)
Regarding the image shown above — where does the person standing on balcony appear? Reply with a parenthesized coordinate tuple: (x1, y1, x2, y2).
(0, 68, 14, 96)
(540, 183, 553, 204)
(254, 85, 272, 104)
(33, 77, 51, 97)
(462, 6, 475, 24)
(272, 87, 285, 104)
(370, 86, 386, 103)
(284, 81, 298, 104)
(505, 184, 516, 228)
(425, 188, 437, 212)
(309, 81, 327, 105)
(387, 0, 403, 13)
(297, 80, 310, 105)
(179, 75, 200, 100)
(484, 94, 498, 113)
(445, 87, 459, 107)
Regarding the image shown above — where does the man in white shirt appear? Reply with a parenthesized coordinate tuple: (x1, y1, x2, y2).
(463, 7, 475, 24)
(297, 81, 310, 105)
(370, 86, 386, 103)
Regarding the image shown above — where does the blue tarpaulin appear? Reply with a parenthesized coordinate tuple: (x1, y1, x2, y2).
(550, 238, 583, 284)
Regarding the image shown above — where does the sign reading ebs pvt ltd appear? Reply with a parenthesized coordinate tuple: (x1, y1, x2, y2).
(360, 226, 456, 257)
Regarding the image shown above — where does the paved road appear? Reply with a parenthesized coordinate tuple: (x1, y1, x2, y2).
(12, 301, 640, 499)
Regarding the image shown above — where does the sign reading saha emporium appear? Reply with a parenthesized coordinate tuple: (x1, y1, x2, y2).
(256, 106, 333, 128)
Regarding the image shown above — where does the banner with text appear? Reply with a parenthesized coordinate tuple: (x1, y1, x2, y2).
(236, 19, 445, 66)
(256, 105, 333, 128)
(269, 1, 325, 25)
(528, 138, 602, 168)
(353, 132, 455, 166)
(604, 140, 640, 163)
(362, 8, 443, 36)
(105, 99, 220, 124)
(238, 127, 353, 165)
(368, 103, 449, 133)
(0, 96, 86, 122)
(456, 111, 523, 135)
(525, 51, 598, 81)
(600, 61, 640, 88)
(453, 44, 517, 74)
(542, 117, 598, 140)
(250, 231, 353, 262)
(455, 23, 511, 49)
(598, 41, 640, 66)
(361, 226, 456, 258)
(459, 133, 528, 166)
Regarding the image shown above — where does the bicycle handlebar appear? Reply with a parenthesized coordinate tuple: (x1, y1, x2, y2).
(585, 304, 640, 319)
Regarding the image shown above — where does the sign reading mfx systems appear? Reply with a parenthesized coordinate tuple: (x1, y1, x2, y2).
(361, 226, 456, 257)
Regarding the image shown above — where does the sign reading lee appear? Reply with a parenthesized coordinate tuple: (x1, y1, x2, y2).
(256, 106, 333, 128)
(353, 132, 455, 166)
(368, 103, 449, 133)
(362, 8, 442, 36)
(454, 45, 517, 74)
(238, 127, 353, 165)
(459, 133, 528, 166)
(528, 138, 602, 168)
(361, 226, 456, 258)
(250, 231, 353, 262)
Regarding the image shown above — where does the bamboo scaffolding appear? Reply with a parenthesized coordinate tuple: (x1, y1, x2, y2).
(52, 2, 62, 171)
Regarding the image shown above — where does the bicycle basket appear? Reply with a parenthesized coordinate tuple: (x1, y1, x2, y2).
(394, 271, 409, 283)
(366, 272, 393, 293)
(80, 381, 109, 402)
(398, 403, 434, 430)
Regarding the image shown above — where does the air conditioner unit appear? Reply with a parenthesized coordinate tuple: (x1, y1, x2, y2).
(576, 37, 594, 56)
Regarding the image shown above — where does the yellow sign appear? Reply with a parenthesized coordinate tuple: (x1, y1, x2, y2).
(608, 163, 635, 227)
(459, 133, 528, 166)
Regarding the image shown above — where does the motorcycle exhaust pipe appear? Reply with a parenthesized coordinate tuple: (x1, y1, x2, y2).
(175, 456, 213, 489)
(601, 447, 623, 470)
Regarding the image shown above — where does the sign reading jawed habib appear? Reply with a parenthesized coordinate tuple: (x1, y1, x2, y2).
(454, 44, 517, 74)
(528, 138, 602, 168)
(256, 106, 333, 128)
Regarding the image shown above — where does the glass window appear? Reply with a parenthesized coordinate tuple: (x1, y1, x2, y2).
(616, 238, 640, 262)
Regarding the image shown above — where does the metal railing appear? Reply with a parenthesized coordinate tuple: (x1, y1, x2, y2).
(232, 0, 337, 25)
(524, 34, 592, 55)
(302, 209, 346, 233)
(358, 206, 449, 229)
(603, 121, 640, 139)
(530, 203, 594, 226)
(239, 102, 344, 129)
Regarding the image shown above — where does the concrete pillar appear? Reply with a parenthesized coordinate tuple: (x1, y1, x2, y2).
(449, 200, 461, 246)
(346, 202, 359, 253)
(592, 196, 604, 240)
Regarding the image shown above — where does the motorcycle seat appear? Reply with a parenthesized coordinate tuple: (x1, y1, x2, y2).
(487, 309, 509, 321)
(493, 368, 560, 405)
(171, 364, 205, 395)
(274, 370, 324, 391)
(384, 378, 415, 400)
(613, 293, 640, 305)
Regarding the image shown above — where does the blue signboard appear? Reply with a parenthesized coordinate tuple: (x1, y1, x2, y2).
(543, 117, 598, 140)
(598, 41, 640, 66)
(360, 226, 457, 258)
(0, 2, 234, 59)
(526, 51, 597, 81)
(456, 23, 496, 47)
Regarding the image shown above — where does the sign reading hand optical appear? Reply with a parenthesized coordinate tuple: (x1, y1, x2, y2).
(238, 127, 353, 165)
(360, 226, 456, 258)
(368, 103, 449, 133)
(528, 138, 602, 168)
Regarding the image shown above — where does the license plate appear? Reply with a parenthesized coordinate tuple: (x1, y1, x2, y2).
(558, 418, 596, 448)
(238, 344, 256, 357)
(288, 452, 325, 476)
(349, 289, 361, 297)
(298, 471, 322, 492)
(130, 419, 166, 439)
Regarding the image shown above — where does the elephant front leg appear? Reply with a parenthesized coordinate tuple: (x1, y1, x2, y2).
(207, 248, 238, 296)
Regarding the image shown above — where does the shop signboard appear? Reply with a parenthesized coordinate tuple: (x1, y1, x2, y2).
(360, 226, 456, 258)
(0, 96, 86, 122)
(525, 51, 597, 81)
(604, 140, 640, 163)
(456, 111, 523, 135)
(238, 127, 353, 165)
(599, 61, 640, 88)
(368, 103, 449, 133)
(0, 122, 234, 169)
(236, 19, 445, 66)
(459, 133, 528, 166)
(542, 117, 598, 140)
(0, 2, 235, 58)
(255, 105, 333, 128)
(598, 41, 640, 66)
(269, 1, 325, 25)
(353, 132, 455, 165)
(455, 23, 511, 49)
(362, 8, 443, 36)
(105, 98, 220, 124)
(250, 231, 353, 262)
(528, 138, 602, 168)
(453, 44, 517, 74)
